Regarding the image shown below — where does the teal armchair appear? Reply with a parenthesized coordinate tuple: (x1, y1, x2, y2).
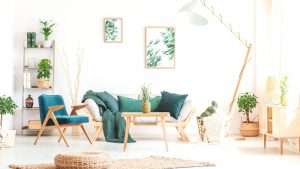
(34, 95, 92, 147)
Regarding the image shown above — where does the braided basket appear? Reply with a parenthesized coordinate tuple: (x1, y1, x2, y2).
(54, 152, 111, 169)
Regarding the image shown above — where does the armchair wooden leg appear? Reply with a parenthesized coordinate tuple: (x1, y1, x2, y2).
(81, 124, 93, 144)
(93, 125, 103, 141)
(58, 128, 67, 143)
(176, 126, 190, 142)
(34, 110, 52, 145)
(51, 113, 69, 147)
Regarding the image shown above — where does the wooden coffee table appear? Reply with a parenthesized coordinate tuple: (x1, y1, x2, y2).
(121, 112, 170, 152)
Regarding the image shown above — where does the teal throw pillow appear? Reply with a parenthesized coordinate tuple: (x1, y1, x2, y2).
(96, 91, 119, 113)
(157, 91, 188, 119)
(118, 96, 162, 112)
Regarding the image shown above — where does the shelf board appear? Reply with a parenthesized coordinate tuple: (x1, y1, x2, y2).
(22, 126, 53, 132)
(24, 66, 37, 69)
(24, 47, 53, 49)
(22, 107, 39, 110)
(23, 87, 53, 90)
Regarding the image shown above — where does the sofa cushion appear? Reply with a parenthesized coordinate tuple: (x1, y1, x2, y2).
(96, 91, 119, 113)
(179, 100, 193, 121)
(118, 96, 162, 112)
(85, 99, 103, 122)
(111, 93, 139, 100)
(46, 115, 89, 126)
(134, 116, 178, 123)
(157, 91, 188, 119)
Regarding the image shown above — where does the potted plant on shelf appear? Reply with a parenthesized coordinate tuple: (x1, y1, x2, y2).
(280, 74, 288, 106)
(237, 92, 259, 137)
(37, 59, 52, 88)
(141, 84, 151, 113)
(0, 95, 18, 148)
(40, 20, 55, 47)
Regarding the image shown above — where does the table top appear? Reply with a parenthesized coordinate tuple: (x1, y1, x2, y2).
(121, 112, 170, 118)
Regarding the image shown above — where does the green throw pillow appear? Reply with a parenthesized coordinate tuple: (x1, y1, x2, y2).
(157, 91, 188, 119)
(96, 91, 119, 113)
(118, 96, 161, 112)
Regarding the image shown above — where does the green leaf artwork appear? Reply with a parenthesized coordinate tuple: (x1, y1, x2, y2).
(145, 27, 175, 68)
(104, 18, 122, 42)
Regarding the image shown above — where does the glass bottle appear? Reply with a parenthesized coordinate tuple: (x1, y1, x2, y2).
(25, 95, 33, 108)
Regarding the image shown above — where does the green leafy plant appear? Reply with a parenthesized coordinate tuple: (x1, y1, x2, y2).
(161, 27, 175, 60)
(237, 92, 258, 123)
(105, 19, 118, 41)
(40, 20, 55, 41)
(280, 74, 288, 94)
(0, 95, 17, 127)
(141, 84, 151, 101)
(146, 39, 161, 67)
(197, 101, 218, 119)
(37, 59, 52, 79)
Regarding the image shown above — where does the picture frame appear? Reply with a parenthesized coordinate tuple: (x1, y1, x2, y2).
(104, 18, 123, 43)
(145, 26, 175, 69)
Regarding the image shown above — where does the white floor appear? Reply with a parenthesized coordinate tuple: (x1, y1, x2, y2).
(1, 133, 300, 169)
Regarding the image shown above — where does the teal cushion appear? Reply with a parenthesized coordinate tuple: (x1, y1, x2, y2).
(157, 91, 188, 119)
(46, 115, 89, 126)
(118, 96, 162, 112)
(38, 95, 69, 123)
(96, 91, 119, 113)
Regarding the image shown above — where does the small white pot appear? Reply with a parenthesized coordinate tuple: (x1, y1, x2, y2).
(0, 129, 16, 148)
(43, 40, 52, 48)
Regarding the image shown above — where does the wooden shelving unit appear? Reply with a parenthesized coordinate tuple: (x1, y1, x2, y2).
(21, 41, 55, 135)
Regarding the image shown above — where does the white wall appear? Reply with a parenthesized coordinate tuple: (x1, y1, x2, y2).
(0, 0, 14, 129)
(13, 0, 256, 135)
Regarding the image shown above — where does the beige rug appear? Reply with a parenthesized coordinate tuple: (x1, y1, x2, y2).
(9, 156, 215, 169)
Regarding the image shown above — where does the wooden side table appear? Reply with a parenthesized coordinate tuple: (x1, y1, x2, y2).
(259, 104, 300, 154)
(121, 112, 170, 152)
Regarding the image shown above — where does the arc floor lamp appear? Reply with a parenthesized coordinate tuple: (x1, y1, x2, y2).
(178, 0, 253, 135)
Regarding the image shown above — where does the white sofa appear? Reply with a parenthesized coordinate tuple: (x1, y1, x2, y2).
(84, 94, 196, 142)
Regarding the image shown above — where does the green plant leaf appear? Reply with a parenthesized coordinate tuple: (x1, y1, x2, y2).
(37, 59, 52, 79)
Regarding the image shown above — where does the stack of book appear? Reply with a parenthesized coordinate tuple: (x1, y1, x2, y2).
(26, 32, 36, 48)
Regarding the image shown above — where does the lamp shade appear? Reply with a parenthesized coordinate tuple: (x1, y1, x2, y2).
(178, 0, 208, 25)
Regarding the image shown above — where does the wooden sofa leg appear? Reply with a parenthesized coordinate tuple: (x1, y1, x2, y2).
(93, 125, 103, 141)
(176, 126, 190, 142)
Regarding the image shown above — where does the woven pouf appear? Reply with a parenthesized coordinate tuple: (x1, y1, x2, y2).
(54, 152, 111, 169)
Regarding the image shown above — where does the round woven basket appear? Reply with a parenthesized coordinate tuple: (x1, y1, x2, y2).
(240, 122, 259, 137)
(54, 152, 111, 169)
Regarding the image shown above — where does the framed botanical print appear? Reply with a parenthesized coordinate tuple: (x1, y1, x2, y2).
(145, 26, 175, 69)
(104, 18, 123, 43)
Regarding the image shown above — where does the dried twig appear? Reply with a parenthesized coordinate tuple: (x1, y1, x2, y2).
(60, 46, 84, 104)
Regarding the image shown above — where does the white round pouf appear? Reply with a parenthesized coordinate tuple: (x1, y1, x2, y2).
(54, 152, 111, 169)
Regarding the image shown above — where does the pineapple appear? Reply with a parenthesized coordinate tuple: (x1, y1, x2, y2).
(141, 84, 151, 113)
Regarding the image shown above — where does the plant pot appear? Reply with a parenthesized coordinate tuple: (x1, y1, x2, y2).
(43, 40, 52, 48)
(0, 129, 16, 148)
(240, 121, 259, 137)
(37, 78, 50, 88)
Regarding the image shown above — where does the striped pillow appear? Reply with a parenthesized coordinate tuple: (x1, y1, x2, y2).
(157, 91, 188, 119)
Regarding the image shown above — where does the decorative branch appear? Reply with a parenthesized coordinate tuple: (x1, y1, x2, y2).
(60, 46, 84, 104)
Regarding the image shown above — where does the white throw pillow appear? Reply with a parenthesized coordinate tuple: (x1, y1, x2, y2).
(85, 99, 102, 122)
(178, 100, 193, 121)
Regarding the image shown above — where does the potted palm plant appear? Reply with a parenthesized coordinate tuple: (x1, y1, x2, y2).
(141, 84, 151, 113)
(40, 20, 55, 47)
(237, 92, 259, 137)
(37, 59, 52, 88)
(0, 95, 17, 148)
